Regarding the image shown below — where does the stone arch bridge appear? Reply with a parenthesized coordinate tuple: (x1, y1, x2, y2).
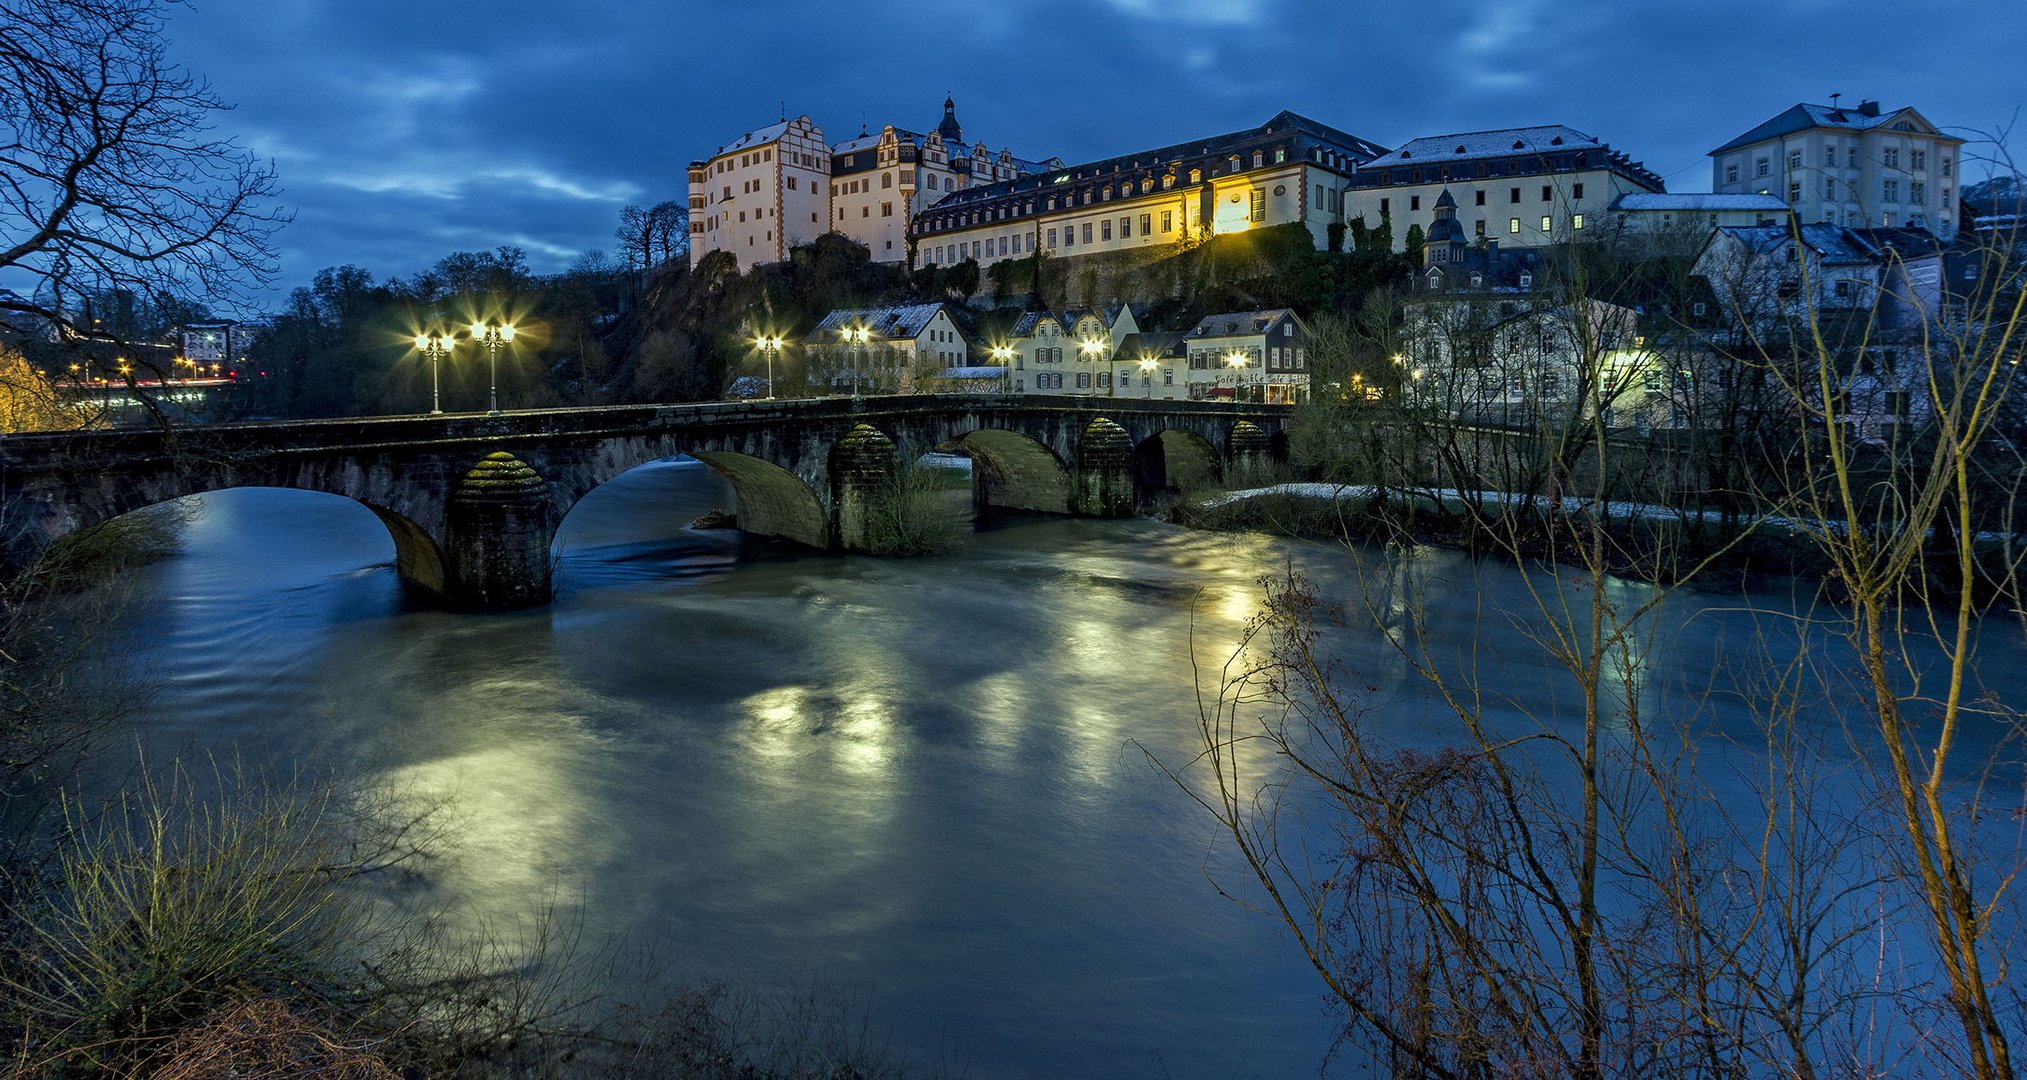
(2, 395, 1288, 609)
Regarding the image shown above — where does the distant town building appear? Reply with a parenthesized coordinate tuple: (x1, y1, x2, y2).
(1708, 99, 1964, 238)
(179, 320, 266, 373)
(1693, 223, 1947, 442)
(1347, 125, 1665, 252)
(1180, 308, 1311, 404)
(998, 305, 1139, 395)
(801, 303, 969, 394)
(1110, 331, 1189, 400)
(1607, 192, 1791, 234)
(911, 111, 1386, 272)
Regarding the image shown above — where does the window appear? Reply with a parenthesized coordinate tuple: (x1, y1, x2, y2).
(1160, 210, 1172, 232)
(1942, 156, 1953, 177)
(1511, 187, 1521, 203)
(1541, 185, 1552, 201)
(1833, 280, 1851, 298)
(1475, 190, 1486, 206)
(999, 236, 1008, 256)
(1121, 216, 1132, 238)
(1140, 213, 1151, 235)
(1082, 223, 1093, 243)
(1825, 177, 1837, 199)
(1788, 151, 1802, 172)
(1047, 228, 1057, 248)
(1883, 179, 1900, 201)
(1410, 195, 1421, 212)
(1692, 302, 1706, 317)
(1755, 157, 1769, 178)
(786, 176, 796, 190)
(881, 202, 893, 217)
(1380, 197, 1390, 214)
(1101, 220, 1111, 241)
(1572, 213, 1584, 230)
(1911, 150, 1926, 170)
(1825, 144, 1837, 166)
(1510, 217, 1521, 234)
(1249, 188, 1266, 222)
(1076, 372, 1090, 389)
(1883, 147, 1900, 168)
(1726, 163, 1740, 184)
(1912, 181, 1927, 203)
(1540, 215, 1551, 232)
(882, 173, 893, 189)
(1789, 181, 1802, 204)
(862, 206, 870, 218)
(1475, 219, 1486, 236)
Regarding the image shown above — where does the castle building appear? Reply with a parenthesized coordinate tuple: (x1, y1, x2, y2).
(1347, 126, 1663, 251)
(828, 98, 1058, 264)
(687, 116, 833, 271)
(910, 111, 1386, 271)
(1708, 99, 1963, 238)
(689, 100, 1051, 271)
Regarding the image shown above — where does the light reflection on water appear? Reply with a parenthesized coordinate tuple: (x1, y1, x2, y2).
(100, 459, 2027, 1079)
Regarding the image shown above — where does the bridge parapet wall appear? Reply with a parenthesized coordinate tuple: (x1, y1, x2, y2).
(1, 396, 1288, 609)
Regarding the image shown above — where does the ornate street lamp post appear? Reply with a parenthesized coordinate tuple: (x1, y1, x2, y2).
(468, 320, 515, 416)
(991, 344, 1013, 394)
(413, 329, 452, 414)
(1225, 349, 1248, 400)
(844, 324, 869, 406)
(753, 333, 783, 399)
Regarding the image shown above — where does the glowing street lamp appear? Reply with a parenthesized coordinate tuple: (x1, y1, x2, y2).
(1225, 349, 1248, 400)
(753, 333, 783, 400)
(991, 343, 1013, 394)
(413, 329, 453, 414)
(469, 320, 516, 415)
(843, 324, 870, 405)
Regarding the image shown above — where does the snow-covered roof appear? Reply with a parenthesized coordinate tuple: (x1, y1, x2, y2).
(721, 120, 795, 155)
(1711, 222, 1934, 266)
(1375, 125, 1603, 165)
(807, 303, 953, 342)
(1613, 192, 1790, 212)
(1185, 309, 1302, 339)
(1708, 103, 1956, 156)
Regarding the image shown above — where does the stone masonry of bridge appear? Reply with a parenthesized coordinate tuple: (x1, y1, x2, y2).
(1, 395, 1287, 610)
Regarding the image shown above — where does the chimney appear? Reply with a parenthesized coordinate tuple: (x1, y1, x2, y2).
(1858, 100, 1881, 117)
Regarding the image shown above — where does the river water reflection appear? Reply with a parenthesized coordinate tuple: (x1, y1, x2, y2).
(110, 458, 2027, 1078)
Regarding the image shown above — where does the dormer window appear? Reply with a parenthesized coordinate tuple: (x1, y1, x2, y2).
(1518, 273, 1534, 288)
(1470, 272, 1484, 288)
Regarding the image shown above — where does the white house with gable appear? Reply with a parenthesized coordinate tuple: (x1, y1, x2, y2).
(801, 303, 969, 394)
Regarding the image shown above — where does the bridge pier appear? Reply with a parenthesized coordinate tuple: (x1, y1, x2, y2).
(1074, 417, 1136, 517)
(829, 423, 899, 553)
(1228, 421, 1274, 490)
(443, 451, 553, 610)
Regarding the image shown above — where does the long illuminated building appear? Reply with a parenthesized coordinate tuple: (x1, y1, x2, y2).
(910, 110, 1387, 271)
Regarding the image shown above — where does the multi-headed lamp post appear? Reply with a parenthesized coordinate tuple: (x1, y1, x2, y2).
(469, 320, 515, 416)
(753, 333, 783, 399)
(413, 329, 452, 414)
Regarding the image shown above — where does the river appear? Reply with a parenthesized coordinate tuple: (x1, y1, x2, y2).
(104, 457, 2027, 1078)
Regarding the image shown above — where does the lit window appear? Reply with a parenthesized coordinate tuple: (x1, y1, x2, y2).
(1510, 217, 1520, 234)
(1540, 215, 1551, 232)
(1572, 214, 1584, 230)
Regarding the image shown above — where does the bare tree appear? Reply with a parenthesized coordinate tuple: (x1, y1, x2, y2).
(0, 0, 284, 362)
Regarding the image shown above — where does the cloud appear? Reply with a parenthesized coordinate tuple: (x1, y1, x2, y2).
(1107, 0, 1266, 25)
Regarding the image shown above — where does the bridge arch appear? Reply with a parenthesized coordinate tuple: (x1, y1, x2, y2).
(28, 485, 449, 602)
(688, 451, 830, 550)
(947, 429, 1071, 515)
(1136, 430, 1222, 497)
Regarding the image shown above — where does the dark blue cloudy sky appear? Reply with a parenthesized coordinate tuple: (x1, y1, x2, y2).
(167, 0, 2026, 312)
